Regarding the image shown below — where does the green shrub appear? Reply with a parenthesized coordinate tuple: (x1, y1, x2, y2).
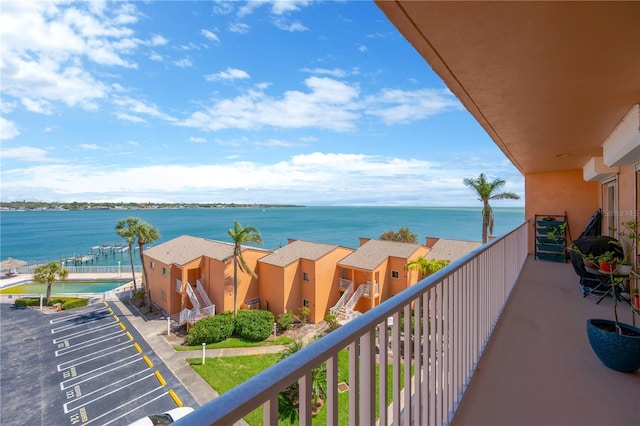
(14, 298, 39, 307)
(278, 311, 294, 330)
(234, 309, 274, 341)
(14, 296, 88, 310)
(324, 311, 339, 330)
(298, 306, 310, 324)
(185, 312, 235, 346)
(62, 298, 89, 310)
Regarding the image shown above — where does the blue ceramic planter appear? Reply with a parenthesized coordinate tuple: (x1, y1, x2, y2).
(586, 319, 640, 373)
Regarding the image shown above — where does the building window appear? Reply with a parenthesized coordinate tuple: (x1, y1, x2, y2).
(303, 272, 309, 281)
(391, 270, 399, 279)
(161, 291, 167, 301)
(162, 267, 168, 277)
(302, 299, 310, 308)
(602, 178, 618, 237)
(150, 261, 155, 270)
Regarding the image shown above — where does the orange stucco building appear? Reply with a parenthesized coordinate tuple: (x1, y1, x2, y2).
(258, 240, 354, 324)
(143, 235, 436, 324)
(337, 238, 429, 314)
(143, 235, 269, 323)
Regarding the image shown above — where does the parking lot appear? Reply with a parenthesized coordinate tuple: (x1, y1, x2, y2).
(0, 301, 197, 425)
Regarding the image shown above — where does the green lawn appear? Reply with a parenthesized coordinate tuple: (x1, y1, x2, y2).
(189, 348, 412, 425)
(176, 336, 294, 351)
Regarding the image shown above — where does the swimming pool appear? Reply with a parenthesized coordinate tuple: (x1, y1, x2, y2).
(0, 280, 130, 295)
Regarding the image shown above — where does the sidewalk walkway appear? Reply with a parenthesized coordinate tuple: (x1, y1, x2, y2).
(111, 299, 286, 408)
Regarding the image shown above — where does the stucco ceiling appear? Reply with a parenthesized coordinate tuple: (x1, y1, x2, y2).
(376, 1, 640, 174)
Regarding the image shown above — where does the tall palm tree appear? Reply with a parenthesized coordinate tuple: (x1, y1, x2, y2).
(34, 261, 69, 305)
(115, 216, 140, 291)
(463, 173, 521, 244)
(228, 221, 263, 315)
(135, 221, 160, 309)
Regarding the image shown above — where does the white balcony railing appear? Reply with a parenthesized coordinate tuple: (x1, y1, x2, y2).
(196, 279, 214, 307)
(175, 221, 528, 426)
(330, 280, 354, 315)
(363, 281, 379, 297)
(339, 277, 352, 291)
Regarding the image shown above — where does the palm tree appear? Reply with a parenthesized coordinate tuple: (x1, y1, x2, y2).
(463, 173, 521, 244)
(278, 340, 327, 421)
(115, 217, 140, 291)
(34, 261, 69, 305)
(135, 221, 160, 309)
(405, 257, 449, 277)
(228, 221, 263, 315)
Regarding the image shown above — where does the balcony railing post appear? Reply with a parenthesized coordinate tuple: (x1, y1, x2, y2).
(359, 331, 375, 425)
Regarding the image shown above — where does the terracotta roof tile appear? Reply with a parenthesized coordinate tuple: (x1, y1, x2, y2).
(338, 239, 422, 271)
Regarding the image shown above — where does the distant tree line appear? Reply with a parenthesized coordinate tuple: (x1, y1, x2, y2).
(1, 201, 304, 211)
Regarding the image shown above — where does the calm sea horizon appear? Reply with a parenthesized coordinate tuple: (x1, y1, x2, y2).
(0, 206, 525, 265)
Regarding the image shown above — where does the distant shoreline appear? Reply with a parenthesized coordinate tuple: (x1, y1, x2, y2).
(0, 202, 305, 211)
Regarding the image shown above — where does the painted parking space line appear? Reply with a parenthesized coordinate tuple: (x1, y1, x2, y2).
(60, 353, 144, 390)
(48, 307, 112, 325)
(68, 385, 170, 426)
(55, 330, 124, 356)
(63, 371, 158, 413)
(52, 322, 120, 342)
(45, 301, 196, 425)
(81, 392, 175, 426)
(56, 342, 136, 372)
(50, 313, 114, 334)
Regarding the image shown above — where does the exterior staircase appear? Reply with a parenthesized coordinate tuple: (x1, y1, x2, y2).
(178, 279, 215, 325)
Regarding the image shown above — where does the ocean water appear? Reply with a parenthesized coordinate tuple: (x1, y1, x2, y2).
(0, 207, 525, 266)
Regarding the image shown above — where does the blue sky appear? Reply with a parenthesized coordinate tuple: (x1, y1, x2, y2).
(0, 0, 524, 206)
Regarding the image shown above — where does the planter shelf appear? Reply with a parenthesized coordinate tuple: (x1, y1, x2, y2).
(534, 213, 568, 263)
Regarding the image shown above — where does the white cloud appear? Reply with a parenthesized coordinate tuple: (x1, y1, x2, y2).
(0, 1, 140, 113)
(151, 35, 168, 46)
(149, 52, 163, 62)
(365, 88, 462, 124)
(270, 0, 312, 16)
(189, 137, 207, 143)
(0, 146, 50, 162)
(174, 58, 193, 68)
(300, 67, 348, 78)
(0, 117, 20, 140)
(0, 152, 523, 205)
(229, 23, 250, 34)
(115, 112, 146, 123)
(113, 97, 177, 122)
(181, 76, 360, 131)
(79, 144, 101, 150)
(273, 19, 308, 32)
(201, 29, 220, 42)
(205, 68, 251, 82)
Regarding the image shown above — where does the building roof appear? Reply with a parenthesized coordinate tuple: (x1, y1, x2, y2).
(144, 235, 238, 266)
(259, 240, 343, 267)
(338, 239, 422, 271)
(425, 238, 481, 263)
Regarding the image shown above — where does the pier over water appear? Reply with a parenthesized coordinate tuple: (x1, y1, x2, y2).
(61, 243, 139, 267)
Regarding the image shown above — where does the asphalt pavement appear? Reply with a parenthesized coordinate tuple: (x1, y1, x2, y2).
(0, 301, 198, 426)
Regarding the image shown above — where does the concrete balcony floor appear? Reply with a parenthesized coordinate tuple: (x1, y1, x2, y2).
(452, 257, 639, 426)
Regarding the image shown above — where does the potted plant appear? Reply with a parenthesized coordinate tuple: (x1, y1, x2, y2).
(595, 250, 620, 273)
(586, 220, 640, 373)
